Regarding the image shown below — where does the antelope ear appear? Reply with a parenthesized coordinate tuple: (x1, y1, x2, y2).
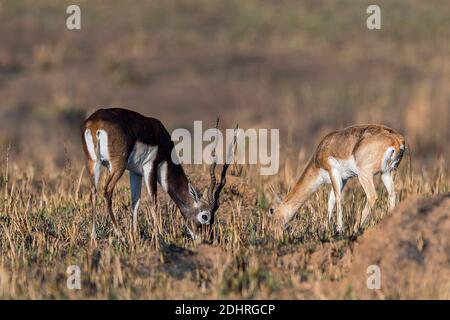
(188, 183, 200, 204)
(268, 184, 283, 204)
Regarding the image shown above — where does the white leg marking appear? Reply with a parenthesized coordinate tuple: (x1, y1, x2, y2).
(327, 188, 335, 224)
(327, 179, 347, 225)
(90, 186, 97, 239)
(130, 171, 142, 232)
(332, 170, 343, 232)
(381, 172, 396, 210)
(96, 129, 112, 172)
(93, 161, 101, 189)
(330, 169, 343, 190)
(328, 157, 344, 232)
(330, 168, 343, 188)
(143, 163, 154, 197)
(157, 160, 168, 192)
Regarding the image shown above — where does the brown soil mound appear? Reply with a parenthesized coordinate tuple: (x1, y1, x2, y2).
(335, 193, 450, 299)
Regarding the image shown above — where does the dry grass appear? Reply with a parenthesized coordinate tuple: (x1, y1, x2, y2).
(0, 151, 447, 299)
(0, 0, 449, 299)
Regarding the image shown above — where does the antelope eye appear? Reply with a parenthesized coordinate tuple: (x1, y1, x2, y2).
(197, 211, 210, 224)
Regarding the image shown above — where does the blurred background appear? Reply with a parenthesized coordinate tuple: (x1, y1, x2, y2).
(0, 0, 448, 176)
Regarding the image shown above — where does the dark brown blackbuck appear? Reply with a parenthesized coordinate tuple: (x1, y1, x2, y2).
(81, 108, 236, 241)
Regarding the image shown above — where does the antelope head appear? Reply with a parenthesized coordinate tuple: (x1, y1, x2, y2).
(185, 119, 238, 236)
(268, 184, 283, 217)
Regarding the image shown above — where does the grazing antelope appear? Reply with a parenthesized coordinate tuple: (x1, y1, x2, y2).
(271, 124, 405, 234)
(82, 108, 234, 241)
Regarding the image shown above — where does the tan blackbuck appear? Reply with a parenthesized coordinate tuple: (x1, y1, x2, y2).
(81, 108, 235, 241)
(271, 124, 405, 235)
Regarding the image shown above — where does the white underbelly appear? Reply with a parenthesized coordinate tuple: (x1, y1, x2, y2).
(328, 156, 359, 181)
(316, 156, 359, 187)
(338, 159, 359, 180)
(127, 142, 158, 175)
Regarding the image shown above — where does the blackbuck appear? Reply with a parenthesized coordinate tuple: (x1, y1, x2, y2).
(81, 108, 236, 241)
(271, 124, 405, 235)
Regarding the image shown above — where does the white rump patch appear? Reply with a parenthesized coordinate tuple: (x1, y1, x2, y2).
(96, 129, 111, 171)
(85, 129, 101, 187)
(381, 147, 396, 172)
(84, 129, 97, 161)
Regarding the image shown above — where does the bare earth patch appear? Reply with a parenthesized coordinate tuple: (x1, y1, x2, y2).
(319, 193, 450, 299)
